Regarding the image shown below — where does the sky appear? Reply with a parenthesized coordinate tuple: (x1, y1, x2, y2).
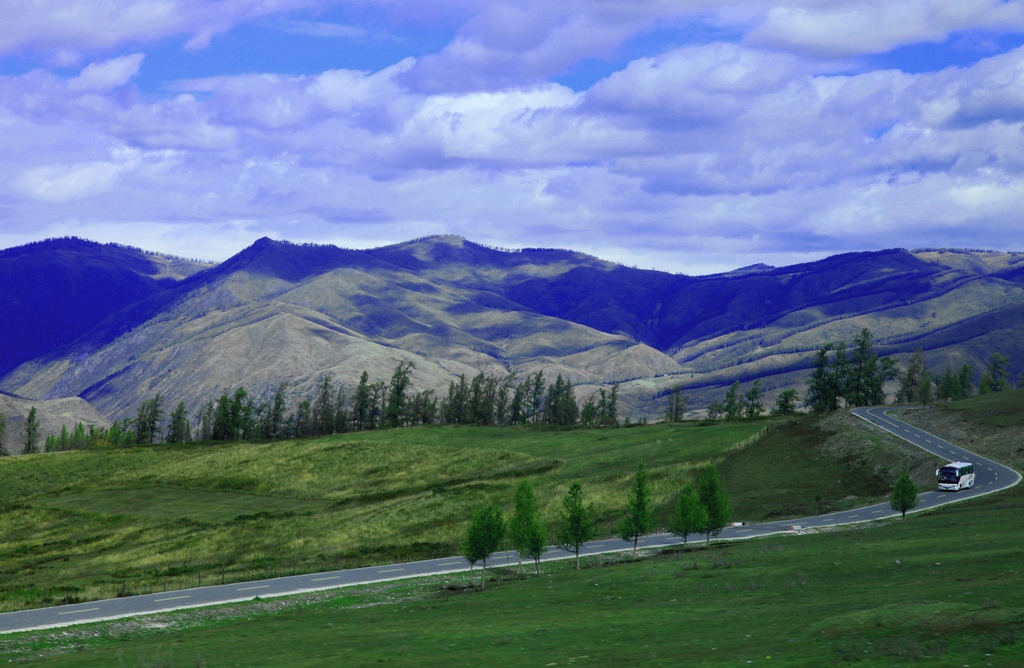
(2, 1, 1024, 274)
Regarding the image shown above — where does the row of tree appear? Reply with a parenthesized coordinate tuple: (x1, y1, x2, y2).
(5, 365, 623, 453)
(462, 464, 732, 588)
(805, 328, 1014, 411)
(691, 328, 1016, 421)
(5, 331, 1017, 453)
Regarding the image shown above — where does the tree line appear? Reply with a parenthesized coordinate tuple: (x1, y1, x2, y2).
(5, 326, 1019, 454)
(690, 327, 1017, 420)
(7, 364, 622, 453)
(462, 463, 732, 588)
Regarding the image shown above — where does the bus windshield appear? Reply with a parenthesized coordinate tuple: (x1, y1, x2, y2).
(938, 469, 960, 483)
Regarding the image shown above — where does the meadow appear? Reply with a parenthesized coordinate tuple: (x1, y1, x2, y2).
(0, 408, 937, 614)
(1, 421, 768, 612)
(4, 450, 1022, 666)
(1, 394, 1021, 665)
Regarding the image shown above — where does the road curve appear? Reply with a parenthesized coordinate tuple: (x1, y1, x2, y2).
(2, 407, 1020, 635)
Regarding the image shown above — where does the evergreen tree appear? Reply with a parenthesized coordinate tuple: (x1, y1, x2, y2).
(167, 402, 191, 444)
(917, 369, 933, 407)
(986, 353, 1010, 392)
(557, 482, 596, 571)
(937, 365, 961, 402)
(312, 374, 335, 436)
(23, 406, 40, 454)
(669, 483, 708, 546)
(607, 383, 619, 425)
(294, 398, 313, 438)
(197, 401, 215, 442)
(509, 480, 546, 575)
(957, 364, 975, 399)
(847, 328, 887, 406)
(468, 372, 496, 425)
(889, 472, 919, 518)
(619, 462, 654, 555)
(743, 380, 763, 418)
(384, 362, 414, 428)
(266, 383, 288, 439)
(495, 372, 516, 425)
(696, 465, 731, 546)
(231, 387, 254, 440)
(664, 386, 686, 423)
(723, 381, 743, 420)
(772, 389, 799, 416)
(352, 372, 372, 430)
(897, 349, 926, 404)
(442, 375, 469, 425)
(510, 379, 527, 425)
(463, 505, 505, 591)
(544, 374, 578, 427)
(580, 396, 598, 428)
(0, 412, 6, 455)
(71, 422, 88, 449)
(805, 344, 837, 413)
(530, 371, 546, 424)
(134, 394, 164, 445)
(333, 385, 349, 434)
(212, 391, 234, 441)
(369, 381, 387, 429)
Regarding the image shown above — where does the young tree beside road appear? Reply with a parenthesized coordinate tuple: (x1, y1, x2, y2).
(557, 482, 596, 571)
(889, 472, 919, 519)
(696, 465, 732, 546)
(509, 480, 546, 575)
(463, 505, 506, 591)
(619, 462, 654, 555)
(669, 483, 708, 546)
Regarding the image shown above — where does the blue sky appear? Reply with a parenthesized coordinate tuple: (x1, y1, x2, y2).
(2, 1, 1024, 274)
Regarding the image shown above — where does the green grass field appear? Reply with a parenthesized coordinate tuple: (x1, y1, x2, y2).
(0, 412, 937, 614)
(4, 463, 1023, 666)
(0, 421, 774, 612)
(2, 394, 1022, 665)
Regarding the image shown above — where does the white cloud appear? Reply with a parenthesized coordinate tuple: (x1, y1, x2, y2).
(746, 0, 1024, 58)
(4, 2, 1024, 271)
(0, 0, 320, 57)
(17, 159, 130, 203)
(69, 53, 145, 91)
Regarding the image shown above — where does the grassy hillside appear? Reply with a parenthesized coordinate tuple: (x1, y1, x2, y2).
(0, 422, 763, 612)
(3, 396, 1023, 666)
(0, 412, 937, 615)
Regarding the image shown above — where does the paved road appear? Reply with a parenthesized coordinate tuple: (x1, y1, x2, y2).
(2, 407, 1019, 635)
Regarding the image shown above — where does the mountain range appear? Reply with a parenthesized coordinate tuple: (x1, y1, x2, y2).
(2, 235, 1023, 433)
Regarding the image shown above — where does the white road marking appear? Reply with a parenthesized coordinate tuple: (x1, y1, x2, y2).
(155, 596, 190, 602)
(237, 585, 270, 591)
(311, 576, 340, 582)
(58, 608, 99, 615)
(438, 561, 462, 567)
(378, 568, 404, 573)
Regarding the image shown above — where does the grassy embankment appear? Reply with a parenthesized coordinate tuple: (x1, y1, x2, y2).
(2, 393, 1023, 666)
(0, 407, 938, 615)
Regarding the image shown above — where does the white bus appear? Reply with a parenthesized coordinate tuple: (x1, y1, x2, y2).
(936, 461, 975, 491)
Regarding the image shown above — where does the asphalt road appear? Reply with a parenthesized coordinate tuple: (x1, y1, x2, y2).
(2, 406, 1019, 635)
